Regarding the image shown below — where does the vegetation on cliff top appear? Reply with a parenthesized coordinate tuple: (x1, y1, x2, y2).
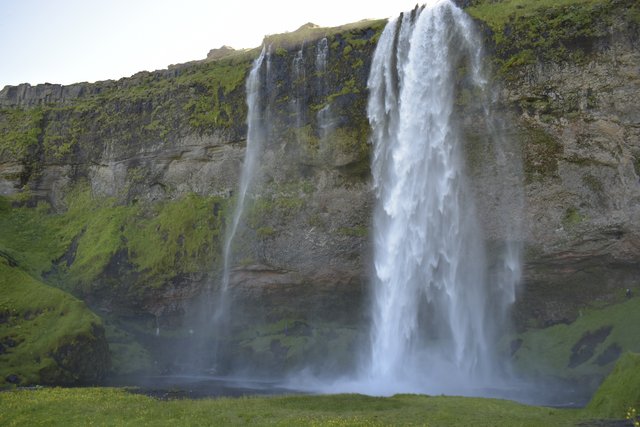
(0, 52, 254, 179)
(466, 0, 640, 74)
(264, 19, 385, 50)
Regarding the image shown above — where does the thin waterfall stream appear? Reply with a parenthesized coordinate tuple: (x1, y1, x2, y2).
(210, 47, 267, 369)
(220, 47, 266, 298)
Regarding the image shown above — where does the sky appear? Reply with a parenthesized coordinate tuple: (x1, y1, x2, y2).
(0, 0, 422, 88)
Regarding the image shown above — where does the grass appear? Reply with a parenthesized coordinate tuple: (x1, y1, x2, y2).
(0, 259, 106, 386)
(587, 352, 640, 418)
(3, 351, 639, 425)
(0, 388, 587, 426)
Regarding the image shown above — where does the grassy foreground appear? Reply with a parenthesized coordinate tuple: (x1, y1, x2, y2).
(7, 353, 640, 426)
(3, 354, 639, 427)
(0, 388, 589, 426)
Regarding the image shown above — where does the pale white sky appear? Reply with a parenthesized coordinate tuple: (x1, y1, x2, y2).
(0, 0, 421, 88)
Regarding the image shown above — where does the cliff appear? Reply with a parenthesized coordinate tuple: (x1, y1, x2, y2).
(0, 0, 639, 386)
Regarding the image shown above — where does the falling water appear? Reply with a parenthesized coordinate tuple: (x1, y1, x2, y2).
(363, 0, 520, 395)
(292, 46, 306, 133)
(315, 37, 329, 73)
(315, 37, 333, 140)
(217, 47, 266, 318)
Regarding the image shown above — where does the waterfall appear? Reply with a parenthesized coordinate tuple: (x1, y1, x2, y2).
(292, 46, 306, 134)
(363, 0, 520, 395)
(210, 47, 266, 351)
(315, 37, 333, 140)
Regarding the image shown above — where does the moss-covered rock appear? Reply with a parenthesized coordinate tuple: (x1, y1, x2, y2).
(510, 298, 640, 393)
(466, 0, 640, 75)
(0, 186, 227, 314)
(0, 259, 109, 386)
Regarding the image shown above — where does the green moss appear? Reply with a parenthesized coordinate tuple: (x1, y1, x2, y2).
(0, 259, 106, 386)
(466, 0, 638, 75)
(125, 193, 226, 287)
(0, 183, 226, 295)
(563, 206, 584, 227)
(0, 199, 69, 278)
(337, 225, 368, 237)
(587, 352, 640, 418)
(0, 107, 43, 159)
(326, 78, 360, 104)
(256, 226, 276, 238)
(0, 187, 136, 291)
(0, 52, 255, 169)
(512, 298, 640, 382)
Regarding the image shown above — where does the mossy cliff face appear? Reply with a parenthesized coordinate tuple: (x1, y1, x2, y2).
(461, 0, 640, 391)
(0, 0, 639, 383)
(465, 0, 640, 329)
(0, 258, 109, 387)
(0, 20, 382, 379)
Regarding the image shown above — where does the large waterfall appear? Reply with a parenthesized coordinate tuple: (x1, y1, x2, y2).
(361, 0, 520, 395)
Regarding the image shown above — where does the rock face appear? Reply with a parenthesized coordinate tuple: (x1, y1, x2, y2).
(0, 1, 639, 380)
(482, 1, 640, 327)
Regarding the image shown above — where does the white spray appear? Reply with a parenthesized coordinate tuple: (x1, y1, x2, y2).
(362, 0, 520, 395)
